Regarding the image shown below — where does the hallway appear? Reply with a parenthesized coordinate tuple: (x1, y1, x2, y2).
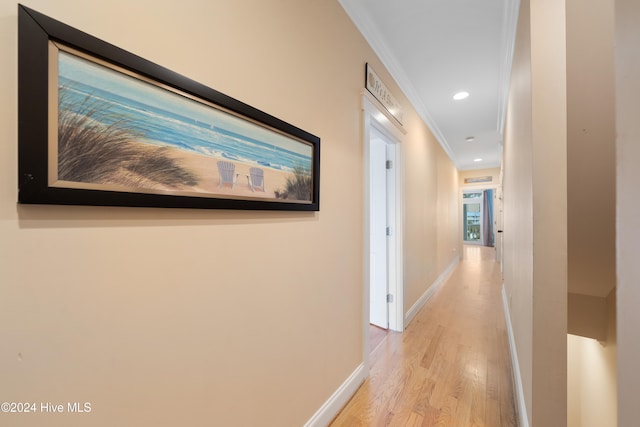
(331, 246, 517, 426)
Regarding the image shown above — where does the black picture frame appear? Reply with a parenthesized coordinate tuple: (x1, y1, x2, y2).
(18, 5, 320, 211)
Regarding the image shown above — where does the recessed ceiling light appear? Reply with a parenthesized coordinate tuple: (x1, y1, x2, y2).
(453, 91, 469, 100)
(465, 136, 475, 142)
(473, 158, 483, 162)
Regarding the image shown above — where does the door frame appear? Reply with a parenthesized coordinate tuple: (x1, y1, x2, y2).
(459, 184, 499, 254)
(368, 125, 390, 329)
(361, 91, 405, 369)
(462, 190, 484, 245)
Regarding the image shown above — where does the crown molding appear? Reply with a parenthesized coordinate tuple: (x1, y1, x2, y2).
(497, 0, 522, 138)
(337, 0, 460, 169)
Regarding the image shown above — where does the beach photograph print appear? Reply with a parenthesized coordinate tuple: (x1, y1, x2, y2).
(52, 44, 315, 204)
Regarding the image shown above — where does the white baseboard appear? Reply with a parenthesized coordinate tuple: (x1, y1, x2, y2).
(304, 363, 365, 427)
(404, 256, 459, 327)
(501, 285, 530, 427)
(305, 256, 458, 426)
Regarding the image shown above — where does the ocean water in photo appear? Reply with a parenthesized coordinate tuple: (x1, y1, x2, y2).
(57, 51, 313, 173)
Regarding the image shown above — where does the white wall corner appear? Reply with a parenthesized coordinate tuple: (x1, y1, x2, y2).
(303, 363, 365, 427)
(502, 285, 530, 427)
(497, 0, 522, 135)
(404, 256, 460, 327)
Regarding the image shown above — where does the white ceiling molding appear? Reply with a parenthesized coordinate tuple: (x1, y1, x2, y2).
(337, 0, 459, 168)
(496, 0, 522, 139)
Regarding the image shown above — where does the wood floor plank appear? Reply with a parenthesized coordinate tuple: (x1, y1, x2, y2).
(420, 324, 444, 370)
(405, 411, 424, 426)
(330, 246, 517, 427)
(419, 403, 441, 427)
(370, 324, 389, 352)
(486, 397, 501, 427)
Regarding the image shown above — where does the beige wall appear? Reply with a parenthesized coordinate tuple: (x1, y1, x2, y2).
(566, 0, 616, 300)
(436, 149, 460, 275)
(503, 0, 534, 422)
(503, 0, 568, 425)
(568, 290, 617, 427)
(615, 0, 640, 423)
(530, 0, 570, 418)
(565, 0, 618, 421)
(402, 107, 459, 314)
(0, 0, 459, 425)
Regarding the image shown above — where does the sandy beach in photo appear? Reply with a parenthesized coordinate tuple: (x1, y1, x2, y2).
(56, 51, 315, 205)
(167, 145, 295, 200)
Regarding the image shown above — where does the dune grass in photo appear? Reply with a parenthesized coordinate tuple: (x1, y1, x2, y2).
(274, 166, 313, 201)
(19, 10, 319, 210)
(58, 90, 198, 190)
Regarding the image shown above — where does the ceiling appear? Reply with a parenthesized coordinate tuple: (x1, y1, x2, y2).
(338, 0, 520, 171)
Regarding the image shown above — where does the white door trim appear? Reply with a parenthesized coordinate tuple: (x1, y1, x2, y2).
(369, 127, 389, 329)
(459, 185, 499, 256)
(361, 91, 405, 370)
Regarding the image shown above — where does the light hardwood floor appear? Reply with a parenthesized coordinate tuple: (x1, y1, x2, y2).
(330, 245, 517, 427)
(369, 324, 389, 353)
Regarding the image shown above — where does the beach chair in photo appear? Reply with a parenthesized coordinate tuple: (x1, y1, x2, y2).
(248, 167, 265, 192)
(217, 161, 237, 189)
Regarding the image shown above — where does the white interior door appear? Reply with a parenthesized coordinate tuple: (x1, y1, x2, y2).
(362, 92, 404, 348)
(370, 127, 388, 329)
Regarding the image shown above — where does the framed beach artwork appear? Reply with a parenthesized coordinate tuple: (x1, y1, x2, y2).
(18, 5, 320, 211)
